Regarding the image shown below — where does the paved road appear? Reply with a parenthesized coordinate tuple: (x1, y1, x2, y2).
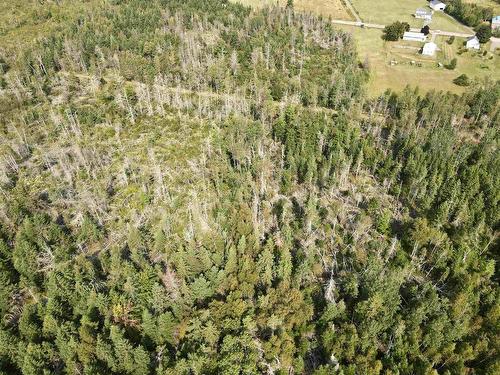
(330, 19, 474, 38)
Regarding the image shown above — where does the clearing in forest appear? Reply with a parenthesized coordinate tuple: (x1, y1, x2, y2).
(0, 0, 100, 48)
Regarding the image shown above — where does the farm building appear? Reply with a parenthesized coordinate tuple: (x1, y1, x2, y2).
(492, 16, 500, 30)
(422, 42, 437, 56)
(466, 36, 480, 50)
(429, 0, 446, 11)
(415, 8, 433, 21)
(403, 32, 427, 42)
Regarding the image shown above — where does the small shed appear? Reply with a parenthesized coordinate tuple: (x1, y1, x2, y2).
(429, 0, 446, 11)
(422, 42, 437, 56)
(466, 36, 480, 50)
(492, 16, 500, 30)
(415, 8, 433, 20)
(403, 32, 427, 42)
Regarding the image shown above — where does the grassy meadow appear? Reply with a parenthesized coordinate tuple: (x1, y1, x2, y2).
(0, 0, 102, 50)
(337, 25, 499, 96)
(351, 0, 472, 32)
(232, 0, 354, 19)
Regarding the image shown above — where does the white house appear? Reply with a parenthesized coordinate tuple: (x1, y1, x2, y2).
(403, 32, 427, 42)
(415, 8, 433, 21)
(492, 16, 500, 30)
(422, 42, 437, 56)
(466, 36, 480, 50)
(429, 0, 446, 11)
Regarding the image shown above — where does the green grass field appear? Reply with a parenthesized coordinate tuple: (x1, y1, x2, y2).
(0, 0, 101, 50)
(232, 0, 353, 19)
(338, 25, 499, 96)
(436, 34, 500, 77)
(351, 0, 472, 32)
(431, 12, 475, 33)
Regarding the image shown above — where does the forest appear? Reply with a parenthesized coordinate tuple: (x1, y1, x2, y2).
(444, 0, 494, 27)
(0, 0, 498, 374)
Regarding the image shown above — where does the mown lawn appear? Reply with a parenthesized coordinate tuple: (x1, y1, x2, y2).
(435, 34, 500, 78)
(231, 0, 354, 19)
(337, 25, 499, 96)
(430, 11, 474, 33)
(351, 0, 472, 32)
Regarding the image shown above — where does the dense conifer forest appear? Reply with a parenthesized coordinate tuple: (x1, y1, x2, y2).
(0, 1, 498, 374)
